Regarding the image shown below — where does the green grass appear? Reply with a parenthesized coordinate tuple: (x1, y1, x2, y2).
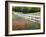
(12, 12, 40, 30)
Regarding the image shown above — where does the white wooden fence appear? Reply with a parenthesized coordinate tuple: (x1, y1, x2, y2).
(13, 12, 40, 23)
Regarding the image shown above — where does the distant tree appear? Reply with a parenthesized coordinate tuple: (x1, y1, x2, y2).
(12, 7, 40, 13)
(22, 7, 28, 14)
(29, 7, 40, 13)
(12, 7, 16, 12)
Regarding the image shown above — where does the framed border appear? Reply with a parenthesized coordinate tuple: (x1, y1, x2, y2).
(5, 1, 45, 36)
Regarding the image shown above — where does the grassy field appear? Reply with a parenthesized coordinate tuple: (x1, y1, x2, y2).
(12, 12, 40, 30)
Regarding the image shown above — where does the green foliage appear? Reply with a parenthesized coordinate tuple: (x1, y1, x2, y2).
(12, 7, 40, 14)
(29, 7, 40, 13)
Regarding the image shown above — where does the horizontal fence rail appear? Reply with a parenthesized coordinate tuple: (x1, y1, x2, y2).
(13, 12, 40, 23)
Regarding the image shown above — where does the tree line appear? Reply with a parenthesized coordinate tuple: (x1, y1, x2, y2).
(12, 7, 40, 14)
